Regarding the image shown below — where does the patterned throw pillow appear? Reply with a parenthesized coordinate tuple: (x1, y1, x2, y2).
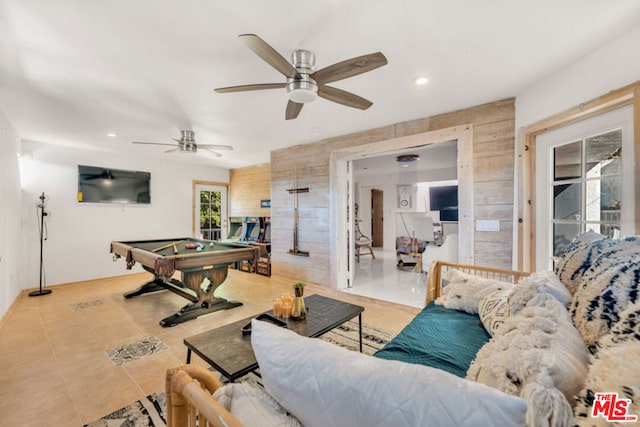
(555, 230, 606, 294)
(592, 301, 640, 354)
(573, 341, 640, 426)
(569, 236, 640, 350)
(478, 288, 513, 335)
(574, 301, 640, 425)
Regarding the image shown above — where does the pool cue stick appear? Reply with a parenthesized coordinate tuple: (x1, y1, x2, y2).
(173, 244, 178, 254)
(152, 241, 181, 253)
(293, 168, 299, 253)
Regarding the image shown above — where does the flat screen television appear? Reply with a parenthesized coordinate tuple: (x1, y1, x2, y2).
(78, 165, 151, 204)
(429, 185, 458, 221)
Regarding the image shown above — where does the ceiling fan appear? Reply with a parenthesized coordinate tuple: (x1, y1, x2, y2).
(132, 130, 233, 157)
(215, 34, 388, 120)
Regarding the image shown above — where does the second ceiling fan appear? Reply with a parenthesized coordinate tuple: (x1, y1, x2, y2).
(132, 130, 233, 157)
(215, 34, 388, 120)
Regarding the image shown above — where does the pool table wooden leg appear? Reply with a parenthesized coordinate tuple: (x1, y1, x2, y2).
(158, 265, 243, 327)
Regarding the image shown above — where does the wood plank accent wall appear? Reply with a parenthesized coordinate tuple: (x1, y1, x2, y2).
(264, 98, 516, 286)
(228, 163, 271, 217)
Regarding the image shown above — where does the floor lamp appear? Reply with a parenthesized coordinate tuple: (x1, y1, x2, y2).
(29, 192, 52, 297)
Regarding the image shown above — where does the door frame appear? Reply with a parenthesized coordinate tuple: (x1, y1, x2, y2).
(330, 124, 474, 291)
(192, 180, 229, 239)
(517, 81, 640, 271)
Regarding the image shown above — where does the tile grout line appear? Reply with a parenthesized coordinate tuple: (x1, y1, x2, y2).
(37, 300, 85, 425)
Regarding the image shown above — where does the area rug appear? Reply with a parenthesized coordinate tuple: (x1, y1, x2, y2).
(84, 320, 394, 427)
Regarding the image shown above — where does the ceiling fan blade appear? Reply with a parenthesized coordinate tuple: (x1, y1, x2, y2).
(285, 100, 304, 120)
(311, 52, 388, 84)
(214, 83, 286, 93)
(239, 34, 301, 79)
(200, 148, 223, 157)
(132, 141, 177, 147)
(317, 85, 373, 110)
(164, 148, 181, 153)
(198, 144, 234, 151)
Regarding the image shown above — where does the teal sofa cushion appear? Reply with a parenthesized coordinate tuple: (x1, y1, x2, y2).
(374, 302, 490, 378)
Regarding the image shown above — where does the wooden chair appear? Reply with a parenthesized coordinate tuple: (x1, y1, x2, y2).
(354, 203, 375, 262)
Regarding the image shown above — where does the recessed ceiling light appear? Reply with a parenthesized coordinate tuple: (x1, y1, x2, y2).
(414, 77, 429, 86)
(107, 133, 117, 138)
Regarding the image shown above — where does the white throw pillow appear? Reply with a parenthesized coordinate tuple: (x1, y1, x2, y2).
(212, 380, 302, 427)
(468, 299, 590, 425)
(478, 287, 513, 336)
(251, 319, 527, 427)
(435, 269, 514, 314)
(517, 271, 571, 307)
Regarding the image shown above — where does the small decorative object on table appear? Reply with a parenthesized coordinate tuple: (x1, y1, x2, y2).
(291, 282, 306, 320)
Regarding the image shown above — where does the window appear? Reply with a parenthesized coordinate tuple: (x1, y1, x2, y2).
(551, 129, 622, 257)
(535, 106, 633, 270)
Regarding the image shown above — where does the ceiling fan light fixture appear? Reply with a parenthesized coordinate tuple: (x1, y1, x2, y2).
(286, 79, 318, 103)
(181, 142, 198, 153)
(397, 154, 420, 163)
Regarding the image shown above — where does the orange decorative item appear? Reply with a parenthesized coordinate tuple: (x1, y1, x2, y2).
(281, 300, 291, 319)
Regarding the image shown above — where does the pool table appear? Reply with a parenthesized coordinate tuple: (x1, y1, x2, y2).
(110, 238, 259, 327)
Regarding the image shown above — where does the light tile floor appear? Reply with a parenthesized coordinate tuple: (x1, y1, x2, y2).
(0, 270, 418, 426)
(344, 249, 428, 308)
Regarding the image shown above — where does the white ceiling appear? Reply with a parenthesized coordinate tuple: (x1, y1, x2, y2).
(353, 139, 457, 177)
(2, 1, 639, 169)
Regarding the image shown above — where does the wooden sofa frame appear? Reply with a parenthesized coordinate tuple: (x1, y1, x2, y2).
(426, 260, 529, 304)
(166, 261, 530, 427)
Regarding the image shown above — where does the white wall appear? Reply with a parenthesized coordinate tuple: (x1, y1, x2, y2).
(0, 111, 23, 319)
(19, 144, 229, 288)
(516, 25, 640, 129)
(355, 167, 456, 251)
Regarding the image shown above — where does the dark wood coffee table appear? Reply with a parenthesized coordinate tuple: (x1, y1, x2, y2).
(183, 294, 364, 382)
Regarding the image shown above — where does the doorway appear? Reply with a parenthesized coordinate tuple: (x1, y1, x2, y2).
(371, 189, 383, 247)
(332, 125, 474, 308)
(193, 182, 228, 240)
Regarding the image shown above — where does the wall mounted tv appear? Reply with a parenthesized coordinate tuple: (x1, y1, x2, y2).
(77, 165, 151, 204)
(429, 185, 458, 221)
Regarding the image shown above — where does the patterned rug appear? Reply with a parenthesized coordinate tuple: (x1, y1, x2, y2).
(84, 320, 394, 427)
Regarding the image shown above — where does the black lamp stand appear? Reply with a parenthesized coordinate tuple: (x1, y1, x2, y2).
(29, 192, 52, 297)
